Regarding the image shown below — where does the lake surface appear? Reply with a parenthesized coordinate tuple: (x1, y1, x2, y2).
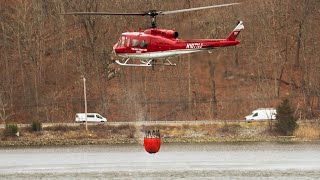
(0, 142, 320, 179)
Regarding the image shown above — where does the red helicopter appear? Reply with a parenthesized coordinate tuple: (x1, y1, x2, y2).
(64, 2, 244, 67)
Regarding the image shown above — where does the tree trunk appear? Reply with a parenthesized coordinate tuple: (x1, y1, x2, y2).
(208, 59, 217, 118)
(1, 22, 12, 106)
(234, 46, 239, 66)
(295, 22, 302, 67)
(17, 32, 26, 106)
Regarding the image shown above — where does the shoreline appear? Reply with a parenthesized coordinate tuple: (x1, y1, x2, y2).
(0, 121, 319, 147)
(0, 136, 314, 147)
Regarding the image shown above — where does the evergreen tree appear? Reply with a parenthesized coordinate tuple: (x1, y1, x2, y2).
(275, 99, 298, 135)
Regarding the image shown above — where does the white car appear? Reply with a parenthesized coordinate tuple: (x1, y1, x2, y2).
(75, 113, 107, 123)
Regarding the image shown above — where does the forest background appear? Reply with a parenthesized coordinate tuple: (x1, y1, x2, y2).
(0, 0, 319, 123)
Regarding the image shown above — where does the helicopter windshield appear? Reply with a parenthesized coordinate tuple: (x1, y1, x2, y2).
(118, 36, 125, 47)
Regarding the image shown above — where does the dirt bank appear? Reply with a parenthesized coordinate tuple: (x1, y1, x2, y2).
(0, 121, 319, 147)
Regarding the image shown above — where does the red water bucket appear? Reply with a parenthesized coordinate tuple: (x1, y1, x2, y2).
(144, 137, 161, 154)
(144, 130, 161, 154)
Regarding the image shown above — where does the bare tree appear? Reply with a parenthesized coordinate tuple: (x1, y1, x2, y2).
(0, 92, 14, 124)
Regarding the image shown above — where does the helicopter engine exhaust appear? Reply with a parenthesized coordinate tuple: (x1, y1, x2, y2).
(173, 31, 179, 38)
(166, 30, 179, 38)
(162, 30, 179, 39)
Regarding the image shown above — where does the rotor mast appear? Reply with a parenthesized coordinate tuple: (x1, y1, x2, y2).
(151, 16, 156, 28)
(147, 10, 159, 28)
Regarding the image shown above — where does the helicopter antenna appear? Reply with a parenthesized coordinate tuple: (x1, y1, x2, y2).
(62, 2, 240, 28)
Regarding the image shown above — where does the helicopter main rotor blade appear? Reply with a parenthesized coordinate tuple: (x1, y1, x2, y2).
(62, 12, 146, 16)
(62, 2, 241, 19)
(159, 3, 241, 15)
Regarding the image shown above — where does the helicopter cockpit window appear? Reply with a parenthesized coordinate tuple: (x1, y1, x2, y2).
(119, 36, 125, 47)
(132, 39, 139, 48)
(126, 38, 130, 47)
(140, 40, 148, 49)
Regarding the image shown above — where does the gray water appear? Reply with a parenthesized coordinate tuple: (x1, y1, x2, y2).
(0, 142, 320, 179)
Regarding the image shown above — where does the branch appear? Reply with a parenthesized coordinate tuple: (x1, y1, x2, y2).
(238, 73, 292, 86)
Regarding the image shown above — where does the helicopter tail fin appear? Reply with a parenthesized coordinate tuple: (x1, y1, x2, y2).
(226, 21, 244, 41)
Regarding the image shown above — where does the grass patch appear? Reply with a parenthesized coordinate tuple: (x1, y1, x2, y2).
(182, 124, 190, 129)
(43, 124, 80, 132)
(294, 125, 320, 139)
(219, 121, 241, 134)
(240, 121, 270, 128)
(89, 124, 109, 131)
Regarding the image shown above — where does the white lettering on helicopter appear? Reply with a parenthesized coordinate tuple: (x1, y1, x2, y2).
(131, 48, 147, 52)
(186, 43, 203, 49)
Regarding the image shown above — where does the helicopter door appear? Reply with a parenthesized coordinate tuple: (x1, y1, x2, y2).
(132, 39, 139, 48)
(126, 38, 131, 47)
(140, 39, 149, 51)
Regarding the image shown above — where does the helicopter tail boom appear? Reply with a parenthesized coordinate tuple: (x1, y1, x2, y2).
(226, 21, 244, 41)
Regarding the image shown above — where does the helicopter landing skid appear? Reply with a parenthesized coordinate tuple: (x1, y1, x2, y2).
(115, 58, 152, 67)
(163, 59, 176, 66)
(115, 58, 176, 67)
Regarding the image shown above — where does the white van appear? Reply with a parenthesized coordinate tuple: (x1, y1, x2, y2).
(245, 108, 277, 121)
(75, 113, 107, 123)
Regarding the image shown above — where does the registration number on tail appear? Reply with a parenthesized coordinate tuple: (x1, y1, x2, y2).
(186, 43, 203, 49)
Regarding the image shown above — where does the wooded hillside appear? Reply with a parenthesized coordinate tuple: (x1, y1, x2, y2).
(1, 0, 320, 123)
